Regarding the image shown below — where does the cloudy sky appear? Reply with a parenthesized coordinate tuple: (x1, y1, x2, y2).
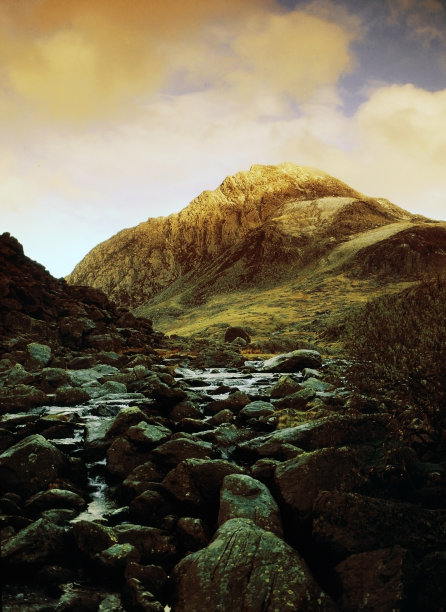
(1, 0, 446, 277)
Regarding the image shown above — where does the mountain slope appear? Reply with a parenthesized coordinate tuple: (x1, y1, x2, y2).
(67, 163, 446, 341)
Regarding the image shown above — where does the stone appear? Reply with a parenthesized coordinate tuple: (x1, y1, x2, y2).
(239, 400, 275, 421)
(123, 578, 164, 612)
(105, 406, 149, 439)
(89, 380, 127, 399)
(205, 390, 251, 415)
(169, 400, 202, 422)
(106, 437, 154, 478)
(152, 437, 214, 465)
(274, 387, 316, 410)
(275, 446, 367, 519)
(268, 375, 302, 398)
(194, 345, 245, 368)
(122, 461, 166, 496)
(127, 421, 172, 447)
(224, 326, 251, 344)
(129, 489, 174, 525)
(95, 542, 140, 570)
(26, 342, 52, 369)
(260, 349, 322, 372)
(0, 384, 47, 412)
(114, 524, 176, 563)
(335, 546, 415, 611)
(208, 408, 235, 426)
(24, 488, 87, 516)
(5, 363, 35, 386)
(55, 584, 104, 611)
(162, 459, 245, 513)
(72, 520, 118, 557)
(218, 474, 283, 537)
(300, 377, 332, 392)
(125, 562, 168, 596)
(1, 518, 67, 568)
(313, 491, 446, 558)
(54, 386, 90, 406)
(41, 367, 72, 391)
(0, 434, 64, 496)
(176, 517, 208, 551)
(172, 518, 336, 611)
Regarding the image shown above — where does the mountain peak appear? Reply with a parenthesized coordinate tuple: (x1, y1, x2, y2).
(67, 164, 422, 312)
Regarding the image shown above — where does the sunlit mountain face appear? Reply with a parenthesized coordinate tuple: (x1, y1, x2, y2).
(1, 0, 445, 278)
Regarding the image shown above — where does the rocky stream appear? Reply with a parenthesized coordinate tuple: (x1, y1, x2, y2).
(1, 233, 445, 611)
(1, 343, 446, 612)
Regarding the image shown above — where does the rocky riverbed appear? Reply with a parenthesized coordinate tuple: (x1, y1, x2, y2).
(1, 342, 446, 611)
(1, 233, 445, 610)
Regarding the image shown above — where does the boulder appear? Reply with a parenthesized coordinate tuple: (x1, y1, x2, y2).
(123, 578, 164, 612)
(124, 562, 168, 597)
(268, 375, 302, 398)
(205, 390, 251, 415)
(162, 459, 245, 513)
(105, 406, 149, 439)
(26, 342, 52, 369)
(274, 387, 316, 410)
(313, 491, 446, 558)
(260, 349, 322, 372)
(114, 524, 176, 563)
(127, 421, 172, 447)
(54, 386, 90, 406)
(238, 400, 275, 421)
(224, 327, 251, 344)
(194, 345, 245, 368)
(1, 518, 67, 568)
(106, 437, 154, 478)
(335, 546, 415, 611)
(72, 520, 117, 557)
(0, 384, 47, 412)
(218, 474, 283, 537)
(152, 438, 214, 465)
(172, 518, 336, 611)
(122, 461, 166, 496)
(0, 434, 64, 495)
(275, 446, 367, 519)
(41, 367, 72, 392)
(129, 489, 174, 525)
(5, 363, 35, 386)
(24, 488, 87, 517)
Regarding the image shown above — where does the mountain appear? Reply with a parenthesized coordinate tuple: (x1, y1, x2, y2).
(67, 163, 446, 342)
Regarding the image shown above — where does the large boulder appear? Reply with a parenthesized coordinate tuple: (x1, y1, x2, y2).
(0, 434, 65, 495)
(334, 546, 415, 612)
(275, 446, 367, 519)
(26, 342, 52, 369)
(172, 518, 336, 611)
(162, 459, 244, 514)
(224, 326, 251, 344)
(313, 491, 446, 558)
(260, 349, 322, 372)
(1, 518, 67, 569)
(218, 474, 283, 537)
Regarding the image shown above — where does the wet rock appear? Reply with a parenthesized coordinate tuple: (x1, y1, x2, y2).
(41, 368, 72, 392)
(125, 562, 168, 597)
(127, 421, 172, 447)
(238, 400, 275, 421)
(54, 386, 90, 406)
(114, 524, 176, 563)
(260, 349, 322, 372)
(26, 342, 52, 370)
(5, 363, 35, 386)
(275, 446, 367, 519)
(237, 414, 391, 460)
(301, 377, 332, 392)
(313, 491, 446, 558)
(72, 520, 117, 557)
(208, 408, 235, 426)
(123, 578, 164, 612)
(129, 489, 174, 525)
(334, 546, 415, 612)
(176, 517, 208, 552)
(105, 406, 149, 440)
(55, 583, 104, 611)
(169, 400, 202, 422)
(224, 326, 251, 344)
(1, 518, 67, 569)
(162, 458, 244, 514)
(88, 380, 127, 399)
(24, 489, 87, 517)
(194, 345, 245, 368)
(106, 437, 154, 478)
(172, 518, 336, 611)
(122, 461, 166, 497)
(0, 384, 47, 412)
(205, 390, 251, 415)
(152, 437, 214, 465)
(0, 434, 65, 496)
(95, 542, 140, 572)
(274, 387, 316, 410)
(218, 474, 283, 537)
(40, 508, 78, 524)
(268, 374, 302, 398)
